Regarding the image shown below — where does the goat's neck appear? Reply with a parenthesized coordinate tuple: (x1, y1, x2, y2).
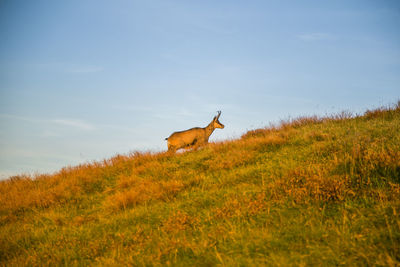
(204, 122, 215, 140)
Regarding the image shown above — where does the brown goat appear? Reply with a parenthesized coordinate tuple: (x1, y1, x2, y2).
(165, 111, 224, 153)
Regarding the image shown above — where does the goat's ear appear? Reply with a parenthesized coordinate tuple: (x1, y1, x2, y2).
(213, 116, 217, 121)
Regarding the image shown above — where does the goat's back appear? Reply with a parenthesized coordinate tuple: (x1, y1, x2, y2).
(167, 127, 205, 146)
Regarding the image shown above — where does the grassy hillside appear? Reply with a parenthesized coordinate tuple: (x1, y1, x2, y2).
(1, 103, 400, 266)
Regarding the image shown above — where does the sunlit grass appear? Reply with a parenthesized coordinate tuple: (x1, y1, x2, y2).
(1, 102, 399, 266)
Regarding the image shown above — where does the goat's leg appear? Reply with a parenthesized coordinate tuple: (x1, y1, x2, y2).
(167, 144, 177, 154)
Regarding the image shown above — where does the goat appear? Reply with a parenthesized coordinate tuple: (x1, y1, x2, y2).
(165, 111, 224, 153)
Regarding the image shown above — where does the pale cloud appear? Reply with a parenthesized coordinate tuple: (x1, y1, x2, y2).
(0, 147, 83, 180)
(21, 62, 104, 74)
(0, 114, 95, 131)
(51, 119, 95, 130)
(0, 113, 39, 123)
(67, 66, 104, 73)
(41, 130, 60, 137)
(99, 123, 141, 134)
(110, 104, 154, 112)
(297, 33, 336, 41)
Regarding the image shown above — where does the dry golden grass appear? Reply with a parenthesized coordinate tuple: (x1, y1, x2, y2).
(105, 175, 185, 211)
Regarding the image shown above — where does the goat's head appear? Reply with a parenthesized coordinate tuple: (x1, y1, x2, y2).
(212, 111, 224, 129)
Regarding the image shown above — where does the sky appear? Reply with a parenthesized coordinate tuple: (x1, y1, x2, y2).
(0, 0, 399, 179)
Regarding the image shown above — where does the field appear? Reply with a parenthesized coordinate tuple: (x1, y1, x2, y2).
(1, 103, 399, 266)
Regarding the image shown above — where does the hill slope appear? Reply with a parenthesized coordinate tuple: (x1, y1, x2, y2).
(1, 104, 400, 266)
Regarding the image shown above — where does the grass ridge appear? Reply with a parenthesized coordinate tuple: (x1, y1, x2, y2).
(1, 102, 399, 266)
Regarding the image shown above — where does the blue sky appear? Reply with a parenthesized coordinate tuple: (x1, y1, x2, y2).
(1, 0, 399, 178)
